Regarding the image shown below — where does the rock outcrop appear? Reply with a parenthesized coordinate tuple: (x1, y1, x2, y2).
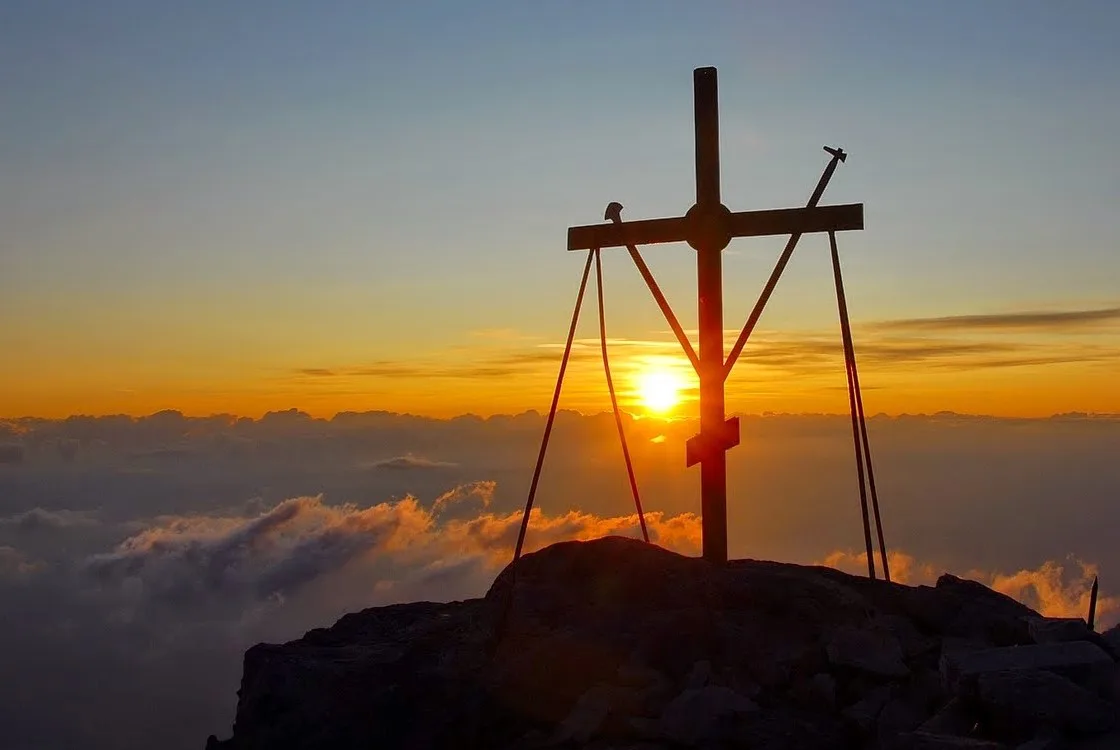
(207, 537, 1120, 750)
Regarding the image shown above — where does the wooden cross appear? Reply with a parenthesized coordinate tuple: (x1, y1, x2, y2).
(566, 67, 864, 564)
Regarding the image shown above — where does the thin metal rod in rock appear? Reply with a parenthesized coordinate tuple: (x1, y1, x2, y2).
(511, 250, 595, 564)
(1089, 575, 1099, 630)
(722, 147, 847, 379)
(830, 231, 891, 581)
(830, 231, 876, 580)
(852, 343, 890, 582)
(595, 249, 650, 542)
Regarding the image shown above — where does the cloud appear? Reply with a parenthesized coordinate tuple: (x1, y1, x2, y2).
(439, 507, 701, 563)
(819, 549, 939, 585)
(738, 333, 1120, 372)
(0, 546, 44, 579)
(986, 557, 1118, 624)
(431, 480, 495, 516)
(293, 360, 558, 381)
(84, 495, 423, 608)
(370, 454, 459, 471)
(82, 492, 701, 616)
(0, 444, 24, 464)
(489, 349, 600, 366)
(820, 549, 1119, 627)
(282, 302, 1120, 394)
(0, 507, 100, 531)
(744, 337, 1017, 369)
(872, 306, 1120, 333)
(299, 320, 1120, 392)
(290, 348, 602, 383)
(1, 409, 1119, 750)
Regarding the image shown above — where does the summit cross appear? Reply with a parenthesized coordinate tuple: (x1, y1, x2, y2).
(566, 67, 865, 564)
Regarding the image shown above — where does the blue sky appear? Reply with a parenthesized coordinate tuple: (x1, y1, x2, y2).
(1, 1, 1118, 416)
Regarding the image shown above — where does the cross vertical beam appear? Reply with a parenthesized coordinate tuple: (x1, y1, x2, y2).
(694, 68, 721, 207)
(693, 68, 728, 565)
(564, 66, 864, 565)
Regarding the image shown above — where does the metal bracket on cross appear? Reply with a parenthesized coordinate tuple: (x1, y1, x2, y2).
(685, 416, 741, 468)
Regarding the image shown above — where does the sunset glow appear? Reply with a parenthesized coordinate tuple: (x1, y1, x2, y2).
(0, 4, 1117, 427)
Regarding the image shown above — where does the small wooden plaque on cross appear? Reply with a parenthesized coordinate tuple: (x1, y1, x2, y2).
(566, 67, 864, 564)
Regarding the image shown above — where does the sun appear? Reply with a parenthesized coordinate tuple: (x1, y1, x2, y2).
(637, 369, 684, 414)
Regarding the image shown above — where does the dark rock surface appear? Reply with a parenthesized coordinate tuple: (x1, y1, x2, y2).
(207, 537, 1120, 750)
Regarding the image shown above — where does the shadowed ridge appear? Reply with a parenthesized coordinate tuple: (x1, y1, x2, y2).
(209, 536, 1120, 750)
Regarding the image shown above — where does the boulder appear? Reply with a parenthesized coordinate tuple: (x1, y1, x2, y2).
(940, 642, 1115, 693)
(615, 664, 667, 689)
(877, 694, 933, 744)
(548, 685, 615, 744)
(1013, 737, 1064, 750)
(728, 707, 849, 749)
(888, 733, 1008, 749)
(1070, 730, 1120, 749)
(614, 665, 674, 717)
(789, 672, 838, 709)
(975, 669, 1115, 739)
(220, 600, 495, 750)
(934, 574, 1037, 646)
(1101, 624, 1120, 655)
(842, 685, 893, 731)
(683, 659, 713, 690)
(874, 613, 942, 660)
(917, 698, 976, 736)
(875, 672, 951, 744)
(827, 625, 910, 678)
(656, 685, 758, 745)
(1027, 617, 1093, 645)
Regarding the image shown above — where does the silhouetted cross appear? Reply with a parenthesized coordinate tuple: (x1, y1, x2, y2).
(567, 67, 864, 564)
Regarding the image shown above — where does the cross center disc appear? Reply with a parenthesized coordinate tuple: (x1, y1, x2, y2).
(684, 203, 733, 251)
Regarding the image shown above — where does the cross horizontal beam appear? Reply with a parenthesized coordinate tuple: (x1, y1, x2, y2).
(567, 203, 863, 252)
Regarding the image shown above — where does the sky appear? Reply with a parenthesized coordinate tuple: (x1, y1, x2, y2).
(2, 1, 1119, 420)
(2, 410, 1119, 748)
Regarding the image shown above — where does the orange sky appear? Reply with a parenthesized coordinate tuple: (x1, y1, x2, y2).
(3, 3, 1119, 424)
(5, 318, 1118, 420)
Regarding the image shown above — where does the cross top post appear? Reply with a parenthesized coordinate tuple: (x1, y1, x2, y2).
(566, 67, 864, 564)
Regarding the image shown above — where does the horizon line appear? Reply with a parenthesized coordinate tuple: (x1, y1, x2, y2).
(3, 407, 1119, 424)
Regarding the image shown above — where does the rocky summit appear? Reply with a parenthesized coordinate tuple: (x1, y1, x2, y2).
(207, 537, 1120, 750)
